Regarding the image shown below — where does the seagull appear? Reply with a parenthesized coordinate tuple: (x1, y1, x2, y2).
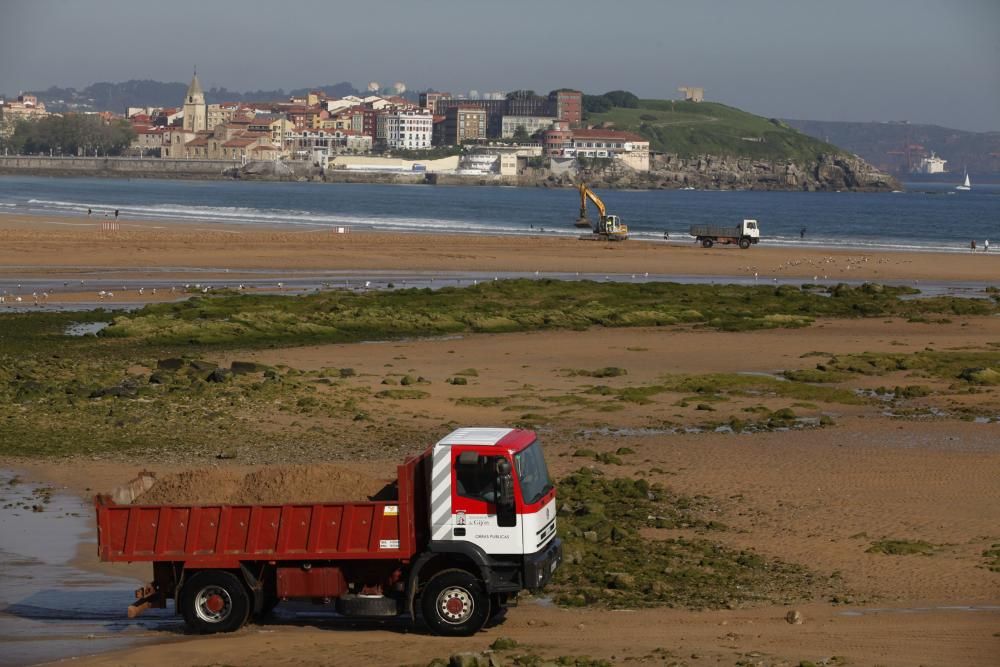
(364, 281, 371, 288)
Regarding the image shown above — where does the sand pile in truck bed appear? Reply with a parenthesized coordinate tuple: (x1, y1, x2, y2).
(133, 465, 392, 505)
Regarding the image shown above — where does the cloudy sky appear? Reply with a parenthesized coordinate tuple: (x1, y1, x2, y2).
(1, 0, 997, 131)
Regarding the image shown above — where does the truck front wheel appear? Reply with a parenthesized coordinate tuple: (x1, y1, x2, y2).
(739, 237, 751, 249)
(180, 571, 251, 634)
(420, 569, 490, 636)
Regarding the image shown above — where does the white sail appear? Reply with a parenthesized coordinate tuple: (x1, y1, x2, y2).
(956, 170, 971, 191)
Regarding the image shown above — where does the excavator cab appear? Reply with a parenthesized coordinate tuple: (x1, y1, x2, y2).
(598, 214, 628, 240)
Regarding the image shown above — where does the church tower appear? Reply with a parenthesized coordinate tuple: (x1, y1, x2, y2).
(182, 70, 207, 132)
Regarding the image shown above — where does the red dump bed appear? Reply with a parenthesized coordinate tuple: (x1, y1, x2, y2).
(96, 459, 424, 566)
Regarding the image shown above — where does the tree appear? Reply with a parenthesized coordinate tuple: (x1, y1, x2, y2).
(512, 125, 530, 143)
(506, 90, 537, 100)
(602, 90, 640, 108)
(9, 114, 136, 155)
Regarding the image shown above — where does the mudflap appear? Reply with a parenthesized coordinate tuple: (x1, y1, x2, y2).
(128, 582, 166, 619)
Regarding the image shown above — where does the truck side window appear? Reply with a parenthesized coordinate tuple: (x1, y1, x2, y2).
(455, 457, 497, 504)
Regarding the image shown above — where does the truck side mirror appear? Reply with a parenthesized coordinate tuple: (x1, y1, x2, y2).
(495, 459, 516, 528)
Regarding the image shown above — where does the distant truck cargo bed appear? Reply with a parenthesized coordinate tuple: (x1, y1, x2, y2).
(689, 224, 744, 238)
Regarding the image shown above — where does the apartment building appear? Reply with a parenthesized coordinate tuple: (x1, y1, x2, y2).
(563, 128, 650, 171)
(443, 106, 487, 144)
(381, 109, 433, 150)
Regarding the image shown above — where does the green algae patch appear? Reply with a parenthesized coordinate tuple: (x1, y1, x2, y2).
(551, 469, 830, 609)
(615, 373, 866, 407)
(374, 389, 429, 400)
(983, 544, 1000, 572)
(866, 539, 937, 556)
(91, 280, 1000, 348)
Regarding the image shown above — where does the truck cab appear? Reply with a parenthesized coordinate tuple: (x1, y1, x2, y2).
(741, 219, 760, 239)
(429, 428, 558, 568)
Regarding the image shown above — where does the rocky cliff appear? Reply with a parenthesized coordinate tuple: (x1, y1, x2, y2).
(530, 153, 901, 192)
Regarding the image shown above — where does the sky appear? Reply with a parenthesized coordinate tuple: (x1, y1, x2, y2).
(1, 0, 998, 132)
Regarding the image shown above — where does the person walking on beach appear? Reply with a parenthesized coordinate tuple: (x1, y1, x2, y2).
(800, 227, 806, 239)
(985, 239, 990, 253)
(87, 208, 92, 217)
(971, 239, 977, 252)
(114, 209, 119, 220)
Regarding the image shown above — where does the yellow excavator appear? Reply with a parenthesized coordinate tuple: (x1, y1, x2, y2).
(576, 183, 628, 241)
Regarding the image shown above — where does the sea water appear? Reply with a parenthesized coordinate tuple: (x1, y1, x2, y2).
(0, 175, 998, 252)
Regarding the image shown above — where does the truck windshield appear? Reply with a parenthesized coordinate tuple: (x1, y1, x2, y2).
(513, 441, 552, 505)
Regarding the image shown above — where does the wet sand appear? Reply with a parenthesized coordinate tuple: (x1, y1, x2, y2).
(1, 213, 999, 293)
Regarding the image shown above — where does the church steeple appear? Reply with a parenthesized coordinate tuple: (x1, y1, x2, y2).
(182, 68, 207, 132)
(186, 69, 204, 103)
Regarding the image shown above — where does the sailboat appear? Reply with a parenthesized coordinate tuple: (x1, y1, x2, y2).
(956, 170, 971, 191)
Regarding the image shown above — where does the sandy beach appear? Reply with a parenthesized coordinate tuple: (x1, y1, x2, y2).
(1, 213, 999, 294)
(1, 211, 998, 666)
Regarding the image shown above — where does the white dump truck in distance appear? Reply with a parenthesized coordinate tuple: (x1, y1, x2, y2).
(689, 219, 760, 249)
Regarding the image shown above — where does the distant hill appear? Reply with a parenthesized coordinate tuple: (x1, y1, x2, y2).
(9, 80, 360, 113)
(586, 100, 845, 163)
(783, 119, 1000, 177)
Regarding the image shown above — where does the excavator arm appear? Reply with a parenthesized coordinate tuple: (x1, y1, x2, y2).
(578, 183, 606, 219)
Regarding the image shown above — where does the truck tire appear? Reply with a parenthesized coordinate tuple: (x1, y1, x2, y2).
(420, 569, 490, 637)
(702, 239, 713, 248)
(180, 571, 251, 634)
(739, 237, 751, 249)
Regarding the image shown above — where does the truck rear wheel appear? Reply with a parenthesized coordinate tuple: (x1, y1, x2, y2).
(180, 571, 250, 634)
(739, 237, 751, 249)
(702, 239, 714, 248)
(420, 569, 490, 637)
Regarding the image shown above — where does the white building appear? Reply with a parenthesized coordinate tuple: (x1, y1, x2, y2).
(565, 129, 650, 171)
(383, 109, 433, 150)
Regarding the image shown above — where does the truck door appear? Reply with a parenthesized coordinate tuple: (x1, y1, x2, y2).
(447, 451, 523, 555)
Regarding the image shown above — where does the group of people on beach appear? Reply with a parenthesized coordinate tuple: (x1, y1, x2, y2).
(87, 208, 118, 219)
(970, 239, 990, 252)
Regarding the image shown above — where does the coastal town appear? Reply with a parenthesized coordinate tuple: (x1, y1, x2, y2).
(0, 76, 652, 176)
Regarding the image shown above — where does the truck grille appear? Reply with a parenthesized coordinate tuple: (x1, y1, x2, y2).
(536, 517, 556, 549)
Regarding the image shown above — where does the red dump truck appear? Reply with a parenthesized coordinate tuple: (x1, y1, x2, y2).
(95, 428, 561, 636)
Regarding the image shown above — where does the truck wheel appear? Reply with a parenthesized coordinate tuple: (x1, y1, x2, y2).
(702, 239, 714, 248)
(739, 238, 751, 249)
(420, 569, 490, 637)
(180, 571, 250, 634)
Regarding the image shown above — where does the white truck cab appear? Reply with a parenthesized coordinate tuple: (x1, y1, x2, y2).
(429, 428, 557, 557)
